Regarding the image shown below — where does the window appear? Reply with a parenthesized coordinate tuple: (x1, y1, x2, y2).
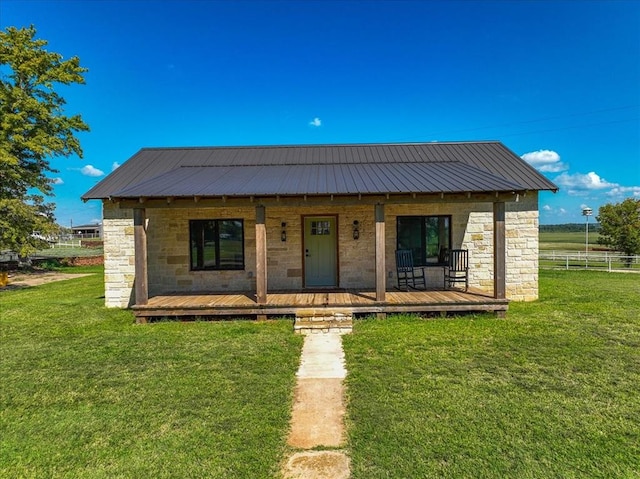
(396, 215, 451, 266)
(311, 220, 331, 235)
(190, 219, 244, 271)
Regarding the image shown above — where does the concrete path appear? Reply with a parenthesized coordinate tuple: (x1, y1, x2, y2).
(283, 333, 350, 479)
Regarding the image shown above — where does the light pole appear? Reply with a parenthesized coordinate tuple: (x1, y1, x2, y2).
(582, 207, 593, 264)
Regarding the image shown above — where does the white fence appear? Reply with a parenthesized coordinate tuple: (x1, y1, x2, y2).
(540, 251, 640, 272)
(49, 238, 82, 248)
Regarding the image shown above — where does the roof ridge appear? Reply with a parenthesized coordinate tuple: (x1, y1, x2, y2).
(139, 141, 501, 152)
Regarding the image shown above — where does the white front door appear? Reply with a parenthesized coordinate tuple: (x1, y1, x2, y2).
(304, 216, 338, 287)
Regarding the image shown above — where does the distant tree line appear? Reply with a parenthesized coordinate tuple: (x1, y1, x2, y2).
(539, 223, 601, 233)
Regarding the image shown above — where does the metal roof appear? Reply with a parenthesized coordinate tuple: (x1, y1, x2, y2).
(83, 142, 558, 200)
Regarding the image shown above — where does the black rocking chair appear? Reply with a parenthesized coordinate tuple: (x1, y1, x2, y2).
(444, 249, 469, 291)
(396, 250, 427, 290)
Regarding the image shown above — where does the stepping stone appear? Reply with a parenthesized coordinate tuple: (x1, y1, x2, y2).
(282, 450, 350, 479)
(288, 333, 347, 448)
(284, 332, 351, 477)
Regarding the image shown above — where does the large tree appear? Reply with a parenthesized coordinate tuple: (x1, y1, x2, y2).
(0, 25, 89, 255)
(597, 198, 640, 265)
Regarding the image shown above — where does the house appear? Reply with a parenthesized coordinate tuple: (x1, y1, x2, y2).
(82, 141, 557, 321)
(71, 223, 102, 238)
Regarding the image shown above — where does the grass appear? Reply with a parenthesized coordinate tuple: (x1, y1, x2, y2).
(343, 269, 640, 478)
(3, 267, 639, 478)
(539, 230, 603, 251)
(0, 267, 302, 478)
(35, 245, 103, 258)
(539, 231, 639, 270)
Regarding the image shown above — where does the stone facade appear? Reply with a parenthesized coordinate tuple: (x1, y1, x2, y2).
(454, 193, 539, 301)
(102, 203, 135, 307)
(101, 193, 539, 308)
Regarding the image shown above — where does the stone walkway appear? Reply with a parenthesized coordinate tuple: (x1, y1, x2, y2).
(282, 332, 350, 479)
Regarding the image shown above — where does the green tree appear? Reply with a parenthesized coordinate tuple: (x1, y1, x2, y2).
(0, 25, 89, 255)
(597, 198, 640, 265)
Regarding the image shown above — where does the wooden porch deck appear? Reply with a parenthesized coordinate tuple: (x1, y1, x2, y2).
(132, 287, 508, 320)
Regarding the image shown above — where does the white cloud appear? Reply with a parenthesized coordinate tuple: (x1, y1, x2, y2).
(521, 149, 568, 173)
(545, 206, 567, 215)
(607, 185, 640, 197)
(554, 171, 617, 194)
(81, 165, 105, 177)
(112, 162, 121, 171)
(50, 177, 64, 185)
(309, 117, 322, 127)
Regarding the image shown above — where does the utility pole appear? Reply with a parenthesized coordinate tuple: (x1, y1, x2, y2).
(582, 207, 592, 266)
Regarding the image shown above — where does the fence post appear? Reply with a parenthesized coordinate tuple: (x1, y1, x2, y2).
(608, 258, 612, 272)
(566, 256, 569, 270)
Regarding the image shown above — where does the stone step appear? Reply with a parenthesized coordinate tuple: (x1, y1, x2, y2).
(294, 309, 353, 334)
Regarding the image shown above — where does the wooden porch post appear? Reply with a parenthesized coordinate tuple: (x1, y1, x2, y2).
(133, 208, 148, 308)
(493, 201, 506, 301)
(255, 205, 267, 307)
(375, 203, 386, 305)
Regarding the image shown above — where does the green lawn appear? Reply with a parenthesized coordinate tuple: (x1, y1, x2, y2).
(0, 267, 302, 478)
(35, 245, 103, 258)
(3, 267, 639, 478)
(343, 269, 640, 478)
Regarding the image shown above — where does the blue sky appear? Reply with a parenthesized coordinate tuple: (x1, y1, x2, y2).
(2, 0, 639, 226)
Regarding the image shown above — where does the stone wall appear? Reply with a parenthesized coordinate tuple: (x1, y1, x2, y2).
(145, 204, 377, 295)
(101, 193, 540, 307)
(102, 203, 135, 307)
(506, 194, 539, 301)
(440, 193, 539, 301)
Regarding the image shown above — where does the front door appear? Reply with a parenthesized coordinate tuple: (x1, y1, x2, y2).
(304, 216, 338, 287)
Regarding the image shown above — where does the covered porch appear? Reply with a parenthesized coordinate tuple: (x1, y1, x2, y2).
(132, 287, 509, 321)
(129, 195, 510, 322)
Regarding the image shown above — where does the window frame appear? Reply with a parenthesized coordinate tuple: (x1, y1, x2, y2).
(189, 219, 245, 271)
(396, 215, 452, 266)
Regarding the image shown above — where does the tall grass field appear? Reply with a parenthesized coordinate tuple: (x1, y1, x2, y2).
(1, 266, 639, 478)
(539, 230, 603, 251)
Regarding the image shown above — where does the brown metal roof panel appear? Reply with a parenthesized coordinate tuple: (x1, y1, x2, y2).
(469, 142, 557, 191)
(337, 163, 358, 192)
(83, 141, 558, 199)
(410, 162, 457, 191)
(394, 163, 435, 190)
(398, 163, 445, 191)
(109, 162, 526, 198)
(325, 164, 339, 193)
(355, 163, 383, 193)
(82, 149, 160, 199)
(374, 163, 407, 191)
(354, 163, 377, 192)
(368, 163, 394, 192)
(406, 144, 424, 163)
(180, 148, 214, 165)
(308, 165, 326, 194)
